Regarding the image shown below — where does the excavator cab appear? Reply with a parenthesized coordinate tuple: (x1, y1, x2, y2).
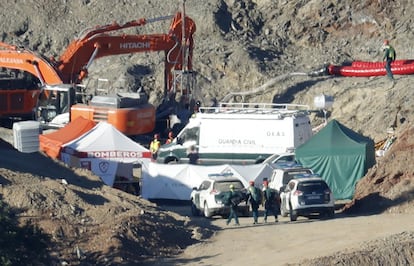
(0, 69, 41, 121)
(37, 84, 76, 127)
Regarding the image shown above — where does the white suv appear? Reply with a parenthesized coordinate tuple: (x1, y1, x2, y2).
(268, 164, 314, 193)
(280, 176, 335, 221)
(190, 174, 249, 218)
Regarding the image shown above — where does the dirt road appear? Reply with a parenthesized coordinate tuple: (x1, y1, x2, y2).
(145, 206, 414, 266)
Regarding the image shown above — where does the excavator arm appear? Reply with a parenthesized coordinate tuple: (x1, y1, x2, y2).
(57, 12, 196, 94)
(0, 42, 63, 85)
(0, 42, 66, 119)
(0, 8, 196, 136)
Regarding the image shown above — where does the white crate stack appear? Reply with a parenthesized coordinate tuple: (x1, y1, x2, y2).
(13, 121, 41, 153)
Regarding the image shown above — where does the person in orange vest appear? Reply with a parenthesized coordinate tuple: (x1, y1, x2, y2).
(165, 131, 174, 144)
(149, 134, 161, 160)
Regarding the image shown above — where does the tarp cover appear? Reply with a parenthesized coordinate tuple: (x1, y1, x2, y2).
(141, 162, 274, 200)
(39, 116, 96, 159)
(61, 122, 151, 186)
(295, 119, 376, 200)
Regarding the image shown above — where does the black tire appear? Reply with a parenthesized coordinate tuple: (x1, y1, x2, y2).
(280, 199, 288, 217)
(289, 203, 297, 221)
(281, 207, 288, 217)
(191, 202, 199, 216)
(203, 202, 212, 218)
(166, 158, 178, 164)
(241, 207, 250, 217)
(327, 209, 335, 219)
(319, 209, 335, 219)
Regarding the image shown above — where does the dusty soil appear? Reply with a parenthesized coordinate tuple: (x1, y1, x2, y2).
(1, 0, 414, 265)
(147, 209, 414, 266)
(1, 127, 414, 265)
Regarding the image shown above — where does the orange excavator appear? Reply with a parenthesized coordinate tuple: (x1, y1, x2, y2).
(0, 9, 196, 136)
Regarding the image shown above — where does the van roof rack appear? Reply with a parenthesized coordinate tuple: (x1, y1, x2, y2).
(199, 102, 310, 116)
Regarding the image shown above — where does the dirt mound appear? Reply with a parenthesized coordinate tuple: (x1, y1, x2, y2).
(343, 124, 414, 215)
(298, 231, 414, 266)
(0, 0, 414, 264)
(0, 145, 213, 265)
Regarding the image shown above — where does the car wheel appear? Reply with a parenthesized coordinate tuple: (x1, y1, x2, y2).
(289, 203, 297, 221)
(327, 208, 335, 219)
(203, 202, 212, 218)
(167, 158, 178, 164)
(319, 209, 335, 219)
(191, 202, 199, 216)
(280, 199, 288, 217)
(281, 207, 288, 217)
(242, 207, 250, 217)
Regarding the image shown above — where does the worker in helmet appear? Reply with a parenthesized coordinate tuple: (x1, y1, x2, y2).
(149, 134, 161, 160)
(382, 39, 396, 81)
(247, 180, 262, 224)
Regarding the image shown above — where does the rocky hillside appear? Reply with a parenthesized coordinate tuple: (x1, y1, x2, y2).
(0, 0, 413, 264)
(1, 0, 413, 140)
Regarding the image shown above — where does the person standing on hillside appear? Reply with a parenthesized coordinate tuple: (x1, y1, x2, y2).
(149, 134, 161, 160)
(382, 39, 396, 81)
(247, 181, 262, 224)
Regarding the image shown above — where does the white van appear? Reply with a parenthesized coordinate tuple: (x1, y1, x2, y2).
(262, 152, 296, 168)
(156, 102, 313, 165)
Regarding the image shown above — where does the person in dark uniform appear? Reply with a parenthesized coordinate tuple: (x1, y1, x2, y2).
(262, 180, 280, 223)
(247, 181, 262, 224)
(224, 184, 240, 226)
(187, 145, 199, 164)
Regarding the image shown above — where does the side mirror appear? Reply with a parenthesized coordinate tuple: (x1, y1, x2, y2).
(192, 187, 197, 190)
(177, 137, 183, 145)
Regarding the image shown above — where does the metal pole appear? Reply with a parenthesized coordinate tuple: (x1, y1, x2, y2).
(182, 0, 187, 71)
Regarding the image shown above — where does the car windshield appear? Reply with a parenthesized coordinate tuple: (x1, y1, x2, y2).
(278, 156, 295, 163)
(283, 169, 312, 184)
(297, 181, 328, 193)
(214, 181, 244, 192)
(264, 153, 296, 164)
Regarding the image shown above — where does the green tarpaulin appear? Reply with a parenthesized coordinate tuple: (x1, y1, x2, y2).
(295, 119, 376, 200)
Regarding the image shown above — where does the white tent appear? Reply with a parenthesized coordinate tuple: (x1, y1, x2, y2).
(141, 162, 274, 200)
(61, 122, 151, 186)
(227, 163, 274, 185)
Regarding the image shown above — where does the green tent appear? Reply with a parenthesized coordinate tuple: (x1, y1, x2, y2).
(295, 119, 376, 200)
